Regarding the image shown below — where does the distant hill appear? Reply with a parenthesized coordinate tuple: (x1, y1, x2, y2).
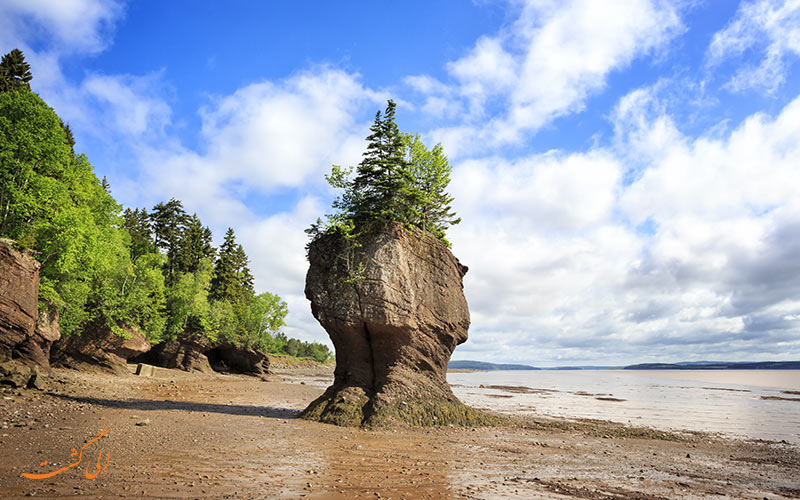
(625, 361, 800, 370)
(543, 365, 624, 370)
(448, 360, 539, 370)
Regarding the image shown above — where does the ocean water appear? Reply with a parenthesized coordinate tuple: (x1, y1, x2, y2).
(447, 370, 800, 443)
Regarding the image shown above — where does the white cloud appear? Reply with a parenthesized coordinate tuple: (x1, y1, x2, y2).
(414, 0, 684, 155)
(0, 0, 121, 54)
(449, 90, 800, 365)
(707, 0, 800, 93)
(196, 68, 374, 192)
(132, 68, 376, 222)
(81, 73, 171, 137)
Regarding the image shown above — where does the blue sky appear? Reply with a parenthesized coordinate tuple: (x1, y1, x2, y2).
(3, 0, 800, 366)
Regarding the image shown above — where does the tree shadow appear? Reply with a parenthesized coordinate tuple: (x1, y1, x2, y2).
(47, 392, 300, 419)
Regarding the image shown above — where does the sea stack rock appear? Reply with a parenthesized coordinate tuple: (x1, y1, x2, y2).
(303, 223, 491, 427)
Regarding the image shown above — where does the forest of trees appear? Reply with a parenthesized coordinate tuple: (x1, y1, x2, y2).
(307, 100, 460, 247)
(0, 49, 332, 362)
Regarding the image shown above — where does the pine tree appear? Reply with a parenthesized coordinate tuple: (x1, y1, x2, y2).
(310, 99, 460, 247)
(59, 119, 75, 154)
(122, 208, 155, 260)
(175, 213, 215, 274)
(150, 199, 187, 284)
(0, 49, 33, 92)
(210, 228, 253, 303)
(351, 100, 411, 223)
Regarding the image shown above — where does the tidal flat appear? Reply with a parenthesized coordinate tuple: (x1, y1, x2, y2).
(0, 366, 798, 499)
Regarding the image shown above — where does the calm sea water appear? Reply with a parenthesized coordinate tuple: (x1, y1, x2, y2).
(447, 370, 800, 443)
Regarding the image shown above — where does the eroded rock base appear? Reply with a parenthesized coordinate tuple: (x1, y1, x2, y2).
(301, 383, 501, 428)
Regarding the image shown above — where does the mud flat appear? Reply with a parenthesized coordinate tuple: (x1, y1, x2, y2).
(0, 366, 798, 499)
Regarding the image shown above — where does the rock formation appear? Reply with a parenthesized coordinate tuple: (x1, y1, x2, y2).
(52, 324, 150, 375)
(139, 334, 270, 376)
(302, 223, 493, 427)
(0, 240, 60, 386)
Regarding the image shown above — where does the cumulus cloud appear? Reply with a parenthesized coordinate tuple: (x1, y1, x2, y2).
(409, 0, 684, 155)
(448, 90, 800, 365)
(0, 0, 121, 55)
(707, 0, 800, 93)
(136, 68, 377, 218)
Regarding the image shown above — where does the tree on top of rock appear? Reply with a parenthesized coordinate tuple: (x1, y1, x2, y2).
(0, 49, 32, 93)
(309, 99, 460, 247)
(351, 100, 414, 224)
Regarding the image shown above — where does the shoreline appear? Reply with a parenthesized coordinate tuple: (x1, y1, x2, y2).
(0, 366, 798, 499)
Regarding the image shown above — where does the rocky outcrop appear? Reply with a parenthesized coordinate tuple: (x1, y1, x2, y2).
(142, 334, 214, 373)
(302, 223, 493, 427)
(1, 241, 40, 360)
(52, 324, 150, 375)
(139, 335, 270, 376)
(0, 240, 60, 389)
(207, 343, 270, 375)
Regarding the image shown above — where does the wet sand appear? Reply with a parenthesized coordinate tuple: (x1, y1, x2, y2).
(1, 366, 798, 499)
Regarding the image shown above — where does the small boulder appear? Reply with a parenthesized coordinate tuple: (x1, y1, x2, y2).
(0, 360, 38, 388)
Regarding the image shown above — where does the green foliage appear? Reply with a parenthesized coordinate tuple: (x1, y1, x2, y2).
(400, 133, 461, 244)
(122, 207, 155, 261)
(165, 257, 214, 340)
(150, 198, 186, 284)
(240, 292, 287, 349)
(0, 50, 326, 362)
(308, 99, 460, 249)
(175, 213, 215, 274)
(0, 90, 72, 240)
(210, 227, 254, 303)
(0, 49, 32, 92)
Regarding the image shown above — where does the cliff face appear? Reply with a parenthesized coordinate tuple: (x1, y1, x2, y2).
(0, 240, 40, 360)
(303, 223, 492, 427)
(0, 240, 60, 372)
(0, 240, 61, 387)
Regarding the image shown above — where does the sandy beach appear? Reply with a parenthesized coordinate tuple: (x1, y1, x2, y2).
(1, 366, 798, 499)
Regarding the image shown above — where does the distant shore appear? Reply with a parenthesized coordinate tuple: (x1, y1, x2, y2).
(0, 365, 797, 499)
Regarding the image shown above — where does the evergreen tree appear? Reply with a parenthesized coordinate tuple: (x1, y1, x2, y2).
(122, 208, 155, 260)
(210, 228, 253, 303)
(149, 198, 187, 284)
(59, 119, 75, 154)
(309, 99, 460, 247)
(175, 213, 215, 274)
(350, 100, 412, 223)
(0, 49, 32, 93)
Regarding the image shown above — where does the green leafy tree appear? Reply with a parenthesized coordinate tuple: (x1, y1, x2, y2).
(165, 257, 213, 340)
(0, 49, 32, 93)
(0, 90, 72, 241)
(241, 292, 288, 349)
(400, 133, 461, 243)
